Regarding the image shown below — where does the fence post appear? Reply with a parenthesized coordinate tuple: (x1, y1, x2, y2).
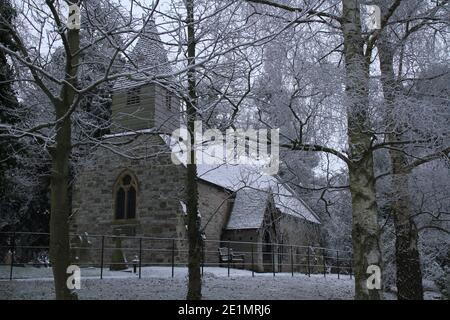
(290, 245, 294, 277)
(272, 244, 275, 277)
(279, 245, 282, 273)
(100, 236, 104, 279)
(9, 232, 15, 281)
(323, 248, 326, 278)
(138, 238, 142, 279)
(227, 242, 230, 277)
(251, 244, 254, 277)
(307, 247, 311, 277)
(171, 239, 175, 278)
(336, 250, 340, 279)
(350, 252, 353, 280)
(201, 241, 204, 277)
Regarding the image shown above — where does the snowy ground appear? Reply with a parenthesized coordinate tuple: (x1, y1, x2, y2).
(0, 266, 442, 300)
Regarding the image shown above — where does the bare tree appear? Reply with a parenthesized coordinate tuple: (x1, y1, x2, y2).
(184, 0, 202, 300)
(376, 0, 449, 299)
(244, 0, 384, 299)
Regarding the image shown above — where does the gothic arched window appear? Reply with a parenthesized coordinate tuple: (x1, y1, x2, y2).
(114, 171, 138, 220)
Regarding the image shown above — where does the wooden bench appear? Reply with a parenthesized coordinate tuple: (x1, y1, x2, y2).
(218, 247, 245, 264)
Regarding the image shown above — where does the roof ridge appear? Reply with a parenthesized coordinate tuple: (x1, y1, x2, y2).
(275, 177, 321, 222)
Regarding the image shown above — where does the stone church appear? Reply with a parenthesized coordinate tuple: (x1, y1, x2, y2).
(70, 21, 321, 272)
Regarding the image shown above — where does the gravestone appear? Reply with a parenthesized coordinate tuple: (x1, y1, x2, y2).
(70, 232, 92, 265)
(4, 250, 12, 265)
(80, 232, 92, 263)
(70, 235, 82, 263)
(110, 228, 128, 271)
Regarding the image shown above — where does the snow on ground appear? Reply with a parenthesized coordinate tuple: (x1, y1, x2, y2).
(0, 266, 441, 300)
(0, 266, 355, 300)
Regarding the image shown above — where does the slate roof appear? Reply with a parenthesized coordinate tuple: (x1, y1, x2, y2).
(196, 163, 321, 225)
(113, 19, 172, 91)
(226, 189, 270, 230)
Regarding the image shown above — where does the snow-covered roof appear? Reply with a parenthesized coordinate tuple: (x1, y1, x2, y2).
(197, 163, 320, 224)
(226, 189, 270, 230)
(161, 133, 321, 225)
(113, 19, 172, 91)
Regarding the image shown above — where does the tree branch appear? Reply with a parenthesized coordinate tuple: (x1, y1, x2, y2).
(244, 0, 342, 23)
(280, 142, 351, 166)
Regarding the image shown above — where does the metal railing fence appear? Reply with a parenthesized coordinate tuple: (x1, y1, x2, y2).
(0, 231, 353, 280)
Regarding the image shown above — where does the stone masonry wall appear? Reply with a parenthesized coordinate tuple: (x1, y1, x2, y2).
(71, 134, 187, 267)
(278, 215, 322, 273)
(197, 181, 233, 266)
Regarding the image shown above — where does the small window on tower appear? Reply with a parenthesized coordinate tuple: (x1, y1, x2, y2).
(165, 91, 172, 110)
(127, 87, 141, 105)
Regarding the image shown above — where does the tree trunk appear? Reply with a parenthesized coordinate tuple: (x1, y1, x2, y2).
(49, 12, 80, 300)
(342, 0, 382, 300)
(185, 0, 202, 300)
(390, 171, 423, 300)
(378, 35, 424, 300)
(50, 102, 75, 300)
(348, 158, 383, 300)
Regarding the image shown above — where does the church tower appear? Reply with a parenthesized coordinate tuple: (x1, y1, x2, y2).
(70, 20, 188, 265)
(110, 19, 179, 134)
